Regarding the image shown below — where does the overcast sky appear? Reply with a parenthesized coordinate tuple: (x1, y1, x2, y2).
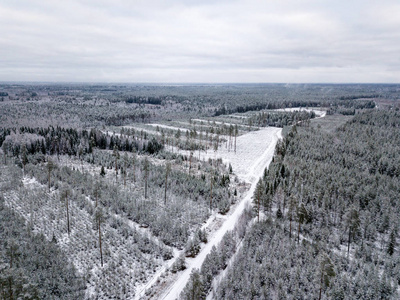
(1, 0, 399, 83)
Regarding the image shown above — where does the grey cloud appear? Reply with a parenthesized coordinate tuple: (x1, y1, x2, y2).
(0, 0, 399, 83)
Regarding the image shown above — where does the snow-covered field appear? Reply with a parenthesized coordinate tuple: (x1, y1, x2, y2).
(159, 127, 282, 299)
(273, 107, 326, 118)
(181, 127, 281, 183)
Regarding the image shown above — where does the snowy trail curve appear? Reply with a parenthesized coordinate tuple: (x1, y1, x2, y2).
(160, 127, 282, 299)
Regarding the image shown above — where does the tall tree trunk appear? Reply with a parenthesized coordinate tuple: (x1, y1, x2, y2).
(189, 152, 193, 174)
(210, 176, 213, 210)
(145, 167, 148, 199)
(133, 158, 136, 183)
(99, 218, 103, 267)
(164, 167, 169, 205)
(66, 194, 70, 236)
(257, 188, 260, 223)
(289, 215, 292, 238)
(145, 176, 148, 199)
(48, 169, 51, 192)
(298, 221, 301, 244)
(115, 157, 118, 183)
(124, 162, 126, 187)
(318, 268, 323, 300)
(9, 277, 13, 300)
(347, 227, 351, 257)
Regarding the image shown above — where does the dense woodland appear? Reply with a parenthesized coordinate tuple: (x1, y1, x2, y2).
(1, 83, 398, 129)
(212, 110, 400, 299)
(0, 83, 400, 299)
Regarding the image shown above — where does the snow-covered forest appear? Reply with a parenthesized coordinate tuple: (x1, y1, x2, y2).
(0, 83, 399, 299)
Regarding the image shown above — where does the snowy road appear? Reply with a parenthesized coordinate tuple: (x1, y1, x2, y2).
(160, 127, 282, 299)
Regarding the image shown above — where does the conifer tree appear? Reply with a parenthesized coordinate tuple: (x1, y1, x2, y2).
(21, 144, 27, 174)
(60, 189, 71, 236)
(132, 149, 136, 183)
(94, 207, 105, 267)
(318, 252, 335, 300)
(387, 229, 396, 256)
(47, 158, 54, 192)
(123, 152, 128, 187)
(344, 206, 360, 257)
(255, 179, 264, 222)
(100, 165, 106, 177)
(297, 203, 308, 243)
(164, 162, 171, 205)
(93, 182, 101, 207)
(112, 145, 120, 183)
(143, 158, 149, 199)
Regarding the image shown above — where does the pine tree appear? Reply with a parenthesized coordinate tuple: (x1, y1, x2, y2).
(288, 195, 297, 239)
(60, 189, 71, 236)
(255, 179, 264, 222)
(112, 146, 120, 183)
(344, 206, 360, 257)
(210, 171, 214, 210)
(21, 144, 27, 174)
(100, 165, 106, 177)
(387, 229, 396, 256)
(180, 268, 204, 300)
(93, 182, 101, 207)
(123, 152, 128, 187)
(297, 203, 308, 243)
(164, 162, 171, 205)
(132, 149, 136, 183)
(143, 158, 149, 199)
(47, 158, 54, 192)
(318, 252, 335, 300)
(94, 207, 105, 267)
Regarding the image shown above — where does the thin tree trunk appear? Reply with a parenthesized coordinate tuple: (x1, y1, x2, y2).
(210, 176, 213, 210)
(164, 169, 169, 205)
(124, 162, 126, 187)
(66, 195, 70, 236)
(9, 277, 13, 300)
(318, 268, 323, 300)
(289, 215, 292, 238)
(99, 219, 103, 267)
(347, 227, 351, 257)
(257, 189, 260, 223)
(189, 152, 192, 174)
(145, 176, 148, 199)
(297, 221, 300, 244)
(133, 159, 136, 182)
(9, 250, 13, 269)
(145, 168, 148, 199)
(115, 157, 118, 183)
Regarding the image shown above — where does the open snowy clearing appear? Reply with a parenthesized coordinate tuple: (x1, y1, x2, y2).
(273, 107, 326, 117)
(191, 118, 253, 129)
(179, 127, 281, 183)
(159, 126, 282, 299)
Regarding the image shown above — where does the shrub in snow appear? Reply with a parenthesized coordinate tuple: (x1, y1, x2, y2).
(171, 254, 186, 273)
(185, 236, 201, 258)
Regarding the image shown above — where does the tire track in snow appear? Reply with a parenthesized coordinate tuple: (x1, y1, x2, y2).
(160, 128, 282, 300)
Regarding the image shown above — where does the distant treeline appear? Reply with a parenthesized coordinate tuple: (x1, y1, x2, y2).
(125, 96, 163, 105)
(215, 99, 375, 117)
(0, 126, 163, 160)
(214, 101, 322, 116)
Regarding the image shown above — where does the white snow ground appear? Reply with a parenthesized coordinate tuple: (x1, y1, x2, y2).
(159, 127, 282, 300)
(273, 107, 326, 117)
